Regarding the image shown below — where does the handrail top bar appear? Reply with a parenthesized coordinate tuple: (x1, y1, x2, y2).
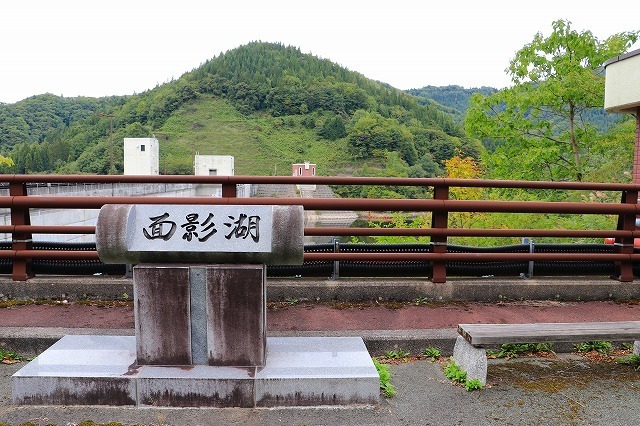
(3, 196, 635, 214)
(0, 174, 638, 191)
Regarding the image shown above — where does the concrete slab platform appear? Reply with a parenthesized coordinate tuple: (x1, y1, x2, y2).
(12, 335, 379, 408)
(136, 364, 256, 408)
(256, 337, 380, 406)
(11, 335, 137, 405)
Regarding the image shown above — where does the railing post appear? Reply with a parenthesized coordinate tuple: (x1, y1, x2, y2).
(222, 183, 237, 198)
(10, 182, 33, 281)
(331, 237, 340, 280)
(612, 189, 638, 282)
(430, 184, 449, 283)
(521, 237, 534, 279)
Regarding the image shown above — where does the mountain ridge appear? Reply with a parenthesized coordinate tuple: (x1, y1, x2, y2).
(0, 42, 480, 181)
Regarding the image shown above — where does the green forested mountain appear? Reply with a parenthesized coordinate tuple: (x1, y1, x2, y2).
(2, 40, 629, 197)
(406, 85, 497, 123)
(0, 94, 125, 147)
(408, 84, 624, 134)
(0, 42, 481, 196)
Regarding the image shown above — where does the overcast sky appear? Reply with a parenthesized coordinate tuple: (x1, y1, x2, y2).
(1, 1, 639, 104)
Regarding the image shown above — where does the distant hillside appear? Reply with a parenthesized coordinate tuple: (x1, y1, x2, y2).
(406, 85, 497, 123)
(0, 94, 124, 147)
(406, 84, 623, 132)
(0, 42, 481, 200)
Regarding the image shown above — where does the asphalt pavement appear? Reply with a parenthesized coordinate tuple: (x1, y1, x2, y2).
(2, 354, 640, 425)
(1, 276, 640, 425)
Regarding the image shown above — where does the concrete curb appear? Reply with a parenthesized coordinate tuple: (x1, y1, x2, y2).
(0, 326, 459, 358)
(2, 276, 640, 303)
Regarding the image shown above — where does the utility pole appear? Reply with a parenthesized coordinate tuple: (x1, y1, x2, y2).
(97, 113, 114, 174)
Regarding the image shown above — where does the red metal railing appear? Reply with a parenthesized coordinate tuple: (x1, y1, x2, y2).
(0, 174, 638, 282)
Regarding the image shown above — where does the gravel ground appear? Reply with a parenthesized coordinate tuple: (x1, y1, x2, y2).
(2, 354, 640, 425)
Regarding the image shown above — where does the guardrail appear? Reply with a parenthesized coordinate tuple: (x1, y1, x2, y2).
(0, 174, 637, 283)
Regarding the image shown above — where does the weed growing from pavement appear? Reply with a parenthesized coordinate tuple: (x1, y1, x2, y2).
(384, 348, 411, 361)
(376, 347, 442, 364)
(0, 299, 47, 308)
(615, 353, 640, 369)
(414, 296, 430, 305)
(486, 343, 555, 359)
(444, 358, 467, 383)
(465, 378, 484, 391)
(0, 348, 24, 364)
(574, 341, 612, 355)
(0, 298, 133, 309)
(423, 347, 441, 361)
(75, 300, 133, 307)
(373, 358, 396, 397)
(267, 299, 469, 311)
(443, 358, 484, 391)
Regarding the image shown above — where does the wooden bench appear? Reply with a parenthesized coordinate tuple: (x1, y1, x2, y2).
(452, 321, 640, 385)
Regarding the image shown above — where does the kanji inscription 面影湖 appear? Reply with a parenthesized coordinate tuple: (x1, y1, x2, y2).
(129, 205, 272, 253)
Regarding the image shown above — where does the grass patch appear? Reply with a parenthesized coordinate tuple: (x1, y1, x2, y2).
(574, 341, 612, 355)
(160, 95, 352, 176)
(486, 343, 555, 359)
(373, 358, 396, 397)
(615, 353, 640, 369)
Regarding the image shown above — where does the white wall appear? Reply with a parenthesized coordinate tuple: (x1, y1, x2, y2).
(124, 138, 159, 175)
(0, 183, 196, 243)
(193, 154, 235, 197)
(605, 50, 640, 114)
(194, 154, 234, 176)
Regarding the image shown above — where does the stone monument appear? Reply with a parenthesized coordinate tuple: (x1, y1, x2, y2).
(12, 204, 379, 407)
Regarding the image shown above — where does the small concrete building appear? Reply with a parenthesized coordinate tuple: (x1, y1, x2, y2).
(292, 162, 316, 177)
(194, 154, 235, 176)
(124, 137, 159, 175)
(194, 154, 237, 197)
(292, 162, 317, 192)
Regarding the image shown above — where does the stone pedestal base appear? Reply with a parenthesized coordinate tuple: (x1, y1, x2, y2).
(135, 264, 266, 367)
(12, 335, 379, 407)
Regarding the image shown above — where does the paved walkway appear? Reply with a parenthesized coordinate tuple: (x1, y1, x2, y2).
(2, 282, 640, 425)
(2, 298, 640, 331)
(2, 348, 640, 425)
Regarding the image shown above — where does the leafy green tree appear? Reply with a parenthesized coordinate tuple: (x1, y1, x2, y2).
(465, 19, 638, 181)
(319, 115, 346, 140)
(586, 117, 635, 184)
(409, 153, 441, 178)
(267, 75, 306, 116)
(347, 110, 416, 162)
